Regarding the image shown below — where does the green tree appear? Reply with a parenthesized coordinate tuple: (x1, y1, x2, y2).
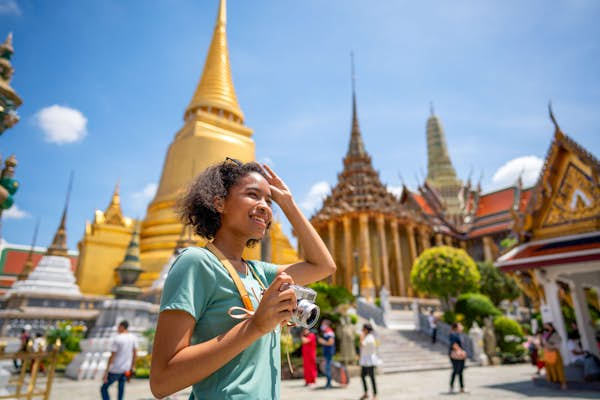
(454, 293, 501, 329)
(477, 262, 521, 305)
(410, 246, 480, 310)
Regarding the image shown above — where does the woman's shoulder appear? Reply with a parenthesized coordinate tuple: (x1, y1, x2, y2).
(169, 247, 218, 275)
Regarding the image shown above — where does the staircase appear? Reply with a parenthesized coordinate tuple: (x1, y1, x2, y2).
(376, 310, 451, 374)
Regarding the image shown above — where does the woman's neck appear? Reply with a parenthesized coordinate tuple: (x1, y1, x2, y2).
(211, 235, 246, 261)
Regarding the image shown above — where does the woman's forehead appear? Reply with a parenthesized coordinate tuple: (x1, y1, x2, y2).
(236, 172, 270, 190)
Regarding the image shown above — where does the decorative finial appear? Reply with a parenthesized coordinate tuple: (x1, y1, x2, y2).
(548, 101, 562, 135)
(18, 217, 40, 281)
(350, 51, 356, 98)
(430, 101, 435, 116)
(217, 0, 227, 27)
(46, 172, 74, 256)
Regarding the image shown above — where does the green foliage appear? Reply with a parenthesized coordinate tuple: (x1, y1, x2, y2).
(55, 350, 77, 372)
(308, 282, 354, 315)
(494, 316, 524, 355)
(142, 328, 156, 353)
(349, 314, 358, 325)
(135, 354, 152, 379)
(454, 293, 501, 329)
(477, 262, 521, 305)
(46, 321, 86, 352)
(410, 246, 480, 309)
(443, 311, 457, 324)
(500, 236, 517, 250)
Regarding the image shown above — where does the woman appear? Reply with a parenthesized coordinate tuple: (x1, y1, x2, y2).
(542, 323, 567, 389)
(448, 322, 467, 394)
(359, 323, 378, 400)
(301, 328, 317, 386)
(149, 160, 336, 399)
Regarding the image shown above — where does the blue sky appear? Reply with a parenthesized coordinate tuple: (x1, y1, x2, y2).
(1, 0, 599, 250)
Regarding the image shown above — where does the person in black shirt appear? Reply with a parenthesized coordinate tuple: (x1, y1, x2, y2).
(448, 323, 467, 393)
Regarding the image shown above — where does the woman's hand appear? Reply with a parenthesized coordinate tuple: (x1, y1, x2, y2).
(261, 164, 293, 206)
(251, 273, 297, 334)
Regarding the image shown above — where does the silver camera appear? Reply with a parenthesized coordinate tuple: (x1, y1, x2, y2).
(283, 284, 320, 329)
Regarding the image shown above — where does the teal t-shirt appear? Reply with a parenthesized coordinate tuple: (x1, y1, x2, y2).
(160, 247, 281, 399)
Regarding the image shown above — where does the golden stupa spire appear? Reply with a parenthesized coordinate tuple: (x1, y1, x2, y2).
(103, 181, 126, 225)
(46, 172, 73, 257)
(185, 0, 244, 123)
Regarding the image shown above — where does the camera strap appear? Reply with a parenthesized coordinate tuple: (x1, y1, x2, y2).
(205, 242, 266, 312)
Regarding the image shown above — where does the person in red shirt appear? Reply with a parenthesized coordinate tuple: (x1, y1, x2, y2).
(301, 328, 317, 386)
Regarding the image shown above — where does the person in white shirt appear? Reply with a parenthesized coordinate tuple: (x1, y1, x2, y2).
(428, 310, 437, 344)
(567, 331, 585, 367)
(359, 323, 378, 400)
(101, 320, 137, 400)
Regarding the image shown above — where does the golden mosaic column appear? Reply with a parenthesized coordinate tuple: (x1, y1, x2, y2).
(482, 236, 494, 262)
(376, 214, 390, 290)
(390, 219, 405, 296)
(419, 227, 430, 250)
(359, 214, 375, 298)
(406, 224, 418, 297)
(327, 220, 337, 285)
(435, 233, 443, 246)
(342, 216, 353, 290)
(444, 235, 453, 246)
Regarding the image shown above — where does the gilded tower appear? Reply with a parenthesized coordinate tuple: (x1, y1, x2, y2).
(76, 184, 135, 295)
(311, 65, 429, 297)
(425, 107, 462, 215)
(139, 0, 255, 277)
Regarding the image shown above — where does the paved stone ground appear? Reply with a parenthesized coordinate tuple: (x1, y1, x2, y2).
(44, 364, 599, 399)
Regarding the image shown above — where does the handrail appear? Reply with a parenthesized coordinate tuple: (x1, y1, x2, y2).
(0, 349, 59, 400)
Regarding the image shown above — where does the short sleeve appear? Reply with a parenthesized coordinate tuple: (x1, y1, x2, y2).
(160, 248, 216, 320)
(248, 260, 279, 286)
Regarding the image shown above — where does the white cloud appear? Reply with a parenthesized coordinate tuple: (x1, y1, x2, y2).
(128, 183, 158, 216)
(300, 181, 330, 212)
(0, 0, 21, 15)
(132, 183, 158, 201)
(387, 185, 403, 198)
(491, 156, 543, 189)
(3, 204, 29, 219)
(34, 105, 88, 144)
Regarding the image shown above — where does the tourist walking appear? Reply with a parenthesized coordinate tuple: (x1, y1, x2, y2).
(13, 328, 30, 371)
(542, 322, 567, 389)
(448, 322, 467, 394)
(149, 160, 336, 399)
(359, 323, 378, 400)
(32, 332, 47, 373)
(301, 328, 317, 386)
(101, 320, 137, 400)
(428, 310, 437, 344)
(318, 319, 336, 388)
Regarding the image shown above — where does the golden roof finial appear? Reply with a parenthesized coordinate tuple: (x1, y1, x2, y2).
(548, 101, 563, 138)
(185, 0, 244, 124)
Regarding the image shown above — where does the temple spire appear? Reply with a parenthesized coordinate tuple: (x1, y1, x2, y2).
(185, 0, 244, 124)
(103, 181, 126, 225)
(347, 52, 366, 157)
(548, 101, 563, 137)
(46, 172, 73, 257)
(17, 218, 40, 281)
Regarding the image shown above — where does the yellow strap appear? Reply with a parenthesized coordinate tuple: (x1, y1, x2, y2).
(205, 242, 254, 311)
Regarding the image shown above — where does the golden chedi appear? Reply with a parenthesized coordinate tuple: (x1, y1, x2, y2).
(76, 184, 135, 295)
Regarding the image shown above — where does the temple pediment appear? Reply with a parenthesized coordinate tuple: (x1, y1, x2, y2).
(518, 126, 600, 240)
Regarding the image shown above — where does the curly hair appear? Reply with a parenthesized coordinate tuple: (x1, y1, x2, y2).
(178, 159, 268, 246)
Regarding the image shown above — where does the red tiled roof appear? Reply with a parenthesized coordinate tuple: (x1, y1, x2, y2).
(467, 222, 511, 238)
(412, 193, 434, 215)
(519, 189, 533, 212)
(475, 188, 515, 217)
(1, 251, 77, 275)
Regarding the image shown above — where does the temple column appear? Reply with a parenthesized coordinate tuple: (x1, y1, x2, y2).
(390, 219, 405, 296)
(376, 215, 390, 291)
(444, 235, 453, 246)
(459, 241, 467, 250)
(359, 214, 375, 299)
(537, 272, 569, 365)
(569, 279, 599, 357)
(483, 236, 494, 262)
(435, 233, 443, 246)
(327, 220, 337, 285)
(406, 224, 418, 297)
(342, 216, 353, 291)
(419, 227, 430, 250)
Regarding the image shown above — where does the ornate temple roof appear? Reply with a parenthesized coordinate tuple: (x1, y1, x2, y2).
(184, 0, 244, 124)
(312, 78, 414, 223)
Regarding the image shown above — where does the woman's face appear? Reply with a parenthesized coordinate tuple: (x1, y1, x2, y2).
(457, 323, 463, 333)
(220, 172, 273, 241)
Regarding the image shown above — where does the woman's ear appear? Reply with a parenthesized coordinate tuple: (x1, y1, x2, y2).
(213, 197, 225, 213)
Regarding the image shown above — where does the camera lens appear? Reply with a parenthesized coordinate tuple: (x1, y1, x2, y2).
(305, 306, 319, 329)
